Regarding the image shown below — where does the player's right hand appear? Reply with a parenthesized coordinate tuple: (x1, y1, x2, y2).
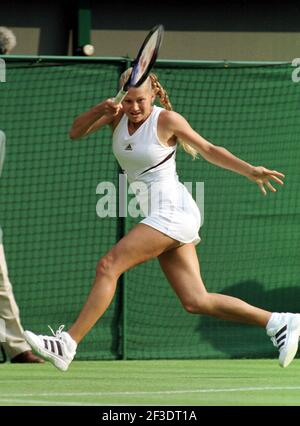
(104, 98, 123, 117)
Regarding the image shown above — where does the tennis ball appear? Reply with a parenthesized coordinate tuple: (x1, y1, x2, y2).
(82, 44, 95, 56)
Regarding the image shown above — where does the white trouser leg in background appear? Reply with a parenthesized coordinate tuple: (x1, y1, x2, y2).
(0, 243, 30, 359)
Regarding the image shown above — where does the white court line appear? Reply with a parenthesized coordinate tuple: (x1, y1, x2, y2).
(1, 387, 300, 406)
(2, 386, 300, 398)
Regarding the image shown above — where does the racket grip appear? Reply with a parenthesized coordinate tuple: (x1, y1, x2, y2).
(114, 89, 128, 104)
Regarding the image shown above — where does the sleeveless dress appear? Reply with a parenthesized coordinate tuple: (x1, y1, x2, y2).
(112, 105, 201, 245)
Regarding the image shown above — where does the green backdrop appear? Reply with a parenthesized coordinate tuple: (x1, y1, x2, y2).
(1, 57, 300, 360)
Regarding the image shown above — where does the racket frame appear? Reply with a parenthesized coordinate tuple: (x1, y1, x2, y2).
(114, 24, 164, 104)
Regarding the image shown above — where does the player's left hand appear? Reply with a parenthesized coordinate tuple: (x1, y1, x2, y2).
(248, 166, 285, 196)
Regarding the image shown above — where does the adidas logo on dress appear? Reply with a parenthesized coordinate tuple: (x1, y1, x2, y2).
(125, 144, 133, 151)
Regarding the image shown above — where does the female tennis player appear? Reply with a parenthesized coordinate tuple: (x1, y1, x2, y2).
(24, 70, 300, 371)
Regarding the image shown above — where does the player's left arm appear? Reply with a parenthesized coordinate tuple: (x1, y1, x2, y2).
(161, 110, 285, 195)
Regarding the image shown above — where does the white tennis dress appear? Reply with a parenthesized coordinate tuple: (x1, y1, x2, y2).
(112, 105, 201, 245)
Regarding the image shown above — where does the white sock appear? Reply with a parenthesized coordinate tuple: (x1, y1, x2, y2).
(62, 332, 77, 352)
(266, 312, 283, 332)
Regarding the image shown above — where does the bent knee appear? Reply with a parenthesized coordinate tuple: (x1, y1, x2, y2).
(96, 253, 119, 279)
(183, 295, 211, 315)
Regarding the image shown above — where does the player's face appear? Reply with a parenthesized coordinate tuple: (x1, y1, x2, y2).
(122, 83, 154, 124)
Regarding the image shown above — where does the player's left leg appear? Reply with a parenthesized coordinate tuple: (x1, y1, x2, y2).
(158, 243, 270, 325)
(158, 243, 300, 367)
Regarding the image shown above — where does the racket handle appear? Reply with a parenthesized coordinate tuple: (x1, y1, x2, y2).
(114, 89, 128, 104)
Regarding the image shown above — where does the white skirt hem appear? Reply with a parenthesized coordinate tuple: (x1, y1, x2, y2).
(140, 219, 201, 246)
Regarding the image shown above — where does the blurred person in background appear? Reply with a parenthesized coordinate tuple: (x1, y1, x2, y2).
(0, 27, 44, 363)
(0, 26, 17, 54)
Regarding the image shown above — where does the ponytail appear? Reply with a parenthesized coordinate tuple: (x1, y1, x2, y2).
(149, 73, 198, 159)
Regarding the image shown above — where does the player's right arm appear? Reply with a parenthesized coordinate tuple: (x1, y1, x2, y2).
(69, 99, 123, 140)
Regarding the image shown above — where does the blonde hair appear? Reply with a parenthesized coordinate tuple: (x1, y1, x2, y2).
(119, 68, 198, 158)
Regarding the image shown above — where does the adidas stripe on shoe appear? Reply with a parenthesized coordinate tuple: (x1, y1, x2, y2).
(24, 325, 77, 372)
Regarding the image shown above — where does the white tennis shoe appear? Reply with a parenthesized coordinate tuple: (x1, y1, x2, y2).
(24, 325, 77, 372)
(267, 312, 300, 368)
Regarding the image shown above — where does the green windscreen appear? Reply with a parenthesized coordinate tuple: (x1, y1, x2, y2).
(0, 60, 124, 359)
(1, 58, 300, 360)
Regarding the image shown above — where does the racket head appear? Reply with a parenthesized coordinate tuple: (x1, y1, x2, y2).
(123, 24, 164, 91)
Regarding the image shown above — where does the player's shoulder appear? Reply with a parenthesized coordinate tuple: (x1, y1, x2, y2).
(158, 109, 188, 131)
(158, 109, 183, 124)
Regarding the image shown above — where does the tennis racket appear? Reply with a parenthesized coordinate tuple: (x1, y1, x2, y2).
(114, 24, 164, 104)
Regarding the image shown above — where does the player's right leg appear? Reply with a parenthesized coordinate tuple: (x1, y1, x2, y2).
(24, 223, 180, 371)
